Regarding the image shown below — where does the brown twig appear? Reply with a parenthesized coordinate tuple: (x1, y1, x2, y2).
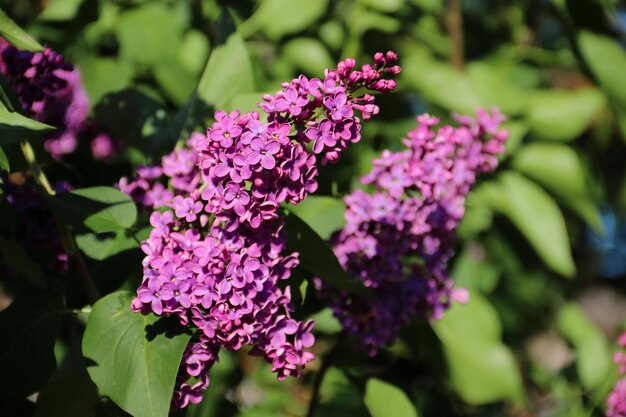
(446, 0, 465, 70)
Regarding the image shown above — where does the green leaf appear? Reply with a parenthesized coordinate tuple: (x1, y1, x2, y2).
(37, 0, 85, 21)
(114, 3, 183, 66)
(577, 31, 626, 140)
(241, 0, 329, 40)
(493, 172, 576, 277)
(48, 186, 137, 233)
(83, 291, 192, 417)
(433, 293, 525, 405)
(76, 229, 146, 261)
(177, 29, 210, 76)
(0, 146, 9, 171)
(364, 378, 419, 417)
(289, 196, 345, 240)
(359, 0, 404, 12)
(153, 61, 196, 106)
(282, 38, 334, 75)
(557, 303, 611, 392)
(402, 55, 482, 114)
(577, 31, 626, 110)
(226, 92, 266, 114)
(0, 280, 64, 397)
(0, 9, 44, 51)
(197, 9, 255, 110)
(75, 57, 134, 106)
(284, 210, 372, 297)
(512, 143, 601, 229)
(0, 236, 45, 288)
(527, 88, 606, 141)
(33, 371, 97, 417)
(467, 62, 529, 116)
(0, 106, 55, 145)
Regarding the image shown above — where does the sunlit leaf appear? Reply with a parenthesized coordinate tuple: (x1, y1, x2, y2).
(513, 142, 601, 230)
(0, 9, 43, 51)
(48, 186, 137, 233)
(83, 291, 192, 417)
(0, 106, 54, 145)
(364, 378, 419, 417)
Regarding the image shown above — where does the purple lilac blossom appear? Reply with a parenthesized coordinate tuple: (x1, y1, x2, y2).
(607, 332, 626, 417)
(316, 109, 509, 355)
(0, 38, 121, 161)
(123, 52, 400, 410)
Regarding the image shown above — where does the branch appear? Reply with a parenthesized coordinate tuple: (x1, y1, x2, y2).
(306, 331, 345, 417)
(446, 0, 465, 70)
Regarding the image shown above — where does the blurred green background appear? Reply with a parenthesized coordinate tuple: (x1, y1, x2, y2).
(4, 0, 626, 416)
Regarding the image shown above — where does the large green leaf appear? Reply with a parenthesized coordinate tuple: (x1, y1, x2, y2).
(493, 172, 576, 277)
(282, 38, 334, 75)
(467, 62, 529, 116)
(577, 30, 626, 140)
(402, 54, 482, 114)
(364, 378, 419, 417)
(197, 9, 255, 110)
(577, 31, 626, 109)
(433, 293, 525, 405)
(75, 56, 134, 106)
(289, 196, 346, 240)
(284, 210, 372, 297)
(82, 291, 192, 417)
(153, 61, 196, 106)
(512, 143, 601, 229)
(527, 88, 606, 141)
(0, 280, 64, 397)
(48, 186, 137, 233)
(114, 3, 183, 66)
(240, 0, 329, 40)
(0, 8, 43, 51)
(557, 303, 611, 393)
(0, 106, 55, 145)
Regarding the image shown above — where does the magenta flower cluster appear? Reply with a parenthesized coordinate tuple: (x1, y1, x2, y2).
(607, 332, 626, 417)
(0, 38, 121, 160)
(316, 109, 508, 355)
(124, 52, 400, 410)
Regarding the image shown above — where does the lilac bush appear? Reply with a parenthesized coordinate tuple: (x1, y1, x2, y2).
(124, 52, 400, 410)
(317, 110, 509, 354)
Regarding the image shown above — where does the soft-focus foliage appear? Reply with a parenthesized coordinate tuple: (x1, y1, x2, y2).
(1, 1, 626, 417)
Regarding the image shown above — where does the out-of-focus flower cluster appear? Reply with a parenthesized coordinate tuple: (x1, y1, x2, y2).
(607, 332, 626, 417)
(121, 52, 400, 410)
(0, 38, 121, 160)
(316, 109, 508, 355)
(0, 175, 71, 274)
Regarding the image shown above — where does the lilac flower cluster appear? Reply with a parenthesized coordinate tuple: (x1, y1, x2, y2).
(125, 52, 400, 410)
(317, 109, 508, 355)
(118, 133, 204, 212)
(607, 332, 626, 417)
(0, 175, 71, 273)
(0, 38, 121, 160)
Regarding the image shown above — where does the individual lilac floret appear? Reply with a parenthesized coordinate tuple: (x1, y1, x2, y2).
(124, 53, 401, 410)
(316, 109, 509, 355)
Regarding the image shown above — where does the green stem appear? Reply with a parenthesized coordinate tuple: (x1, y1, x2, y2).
(19, 139, 101, 304)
